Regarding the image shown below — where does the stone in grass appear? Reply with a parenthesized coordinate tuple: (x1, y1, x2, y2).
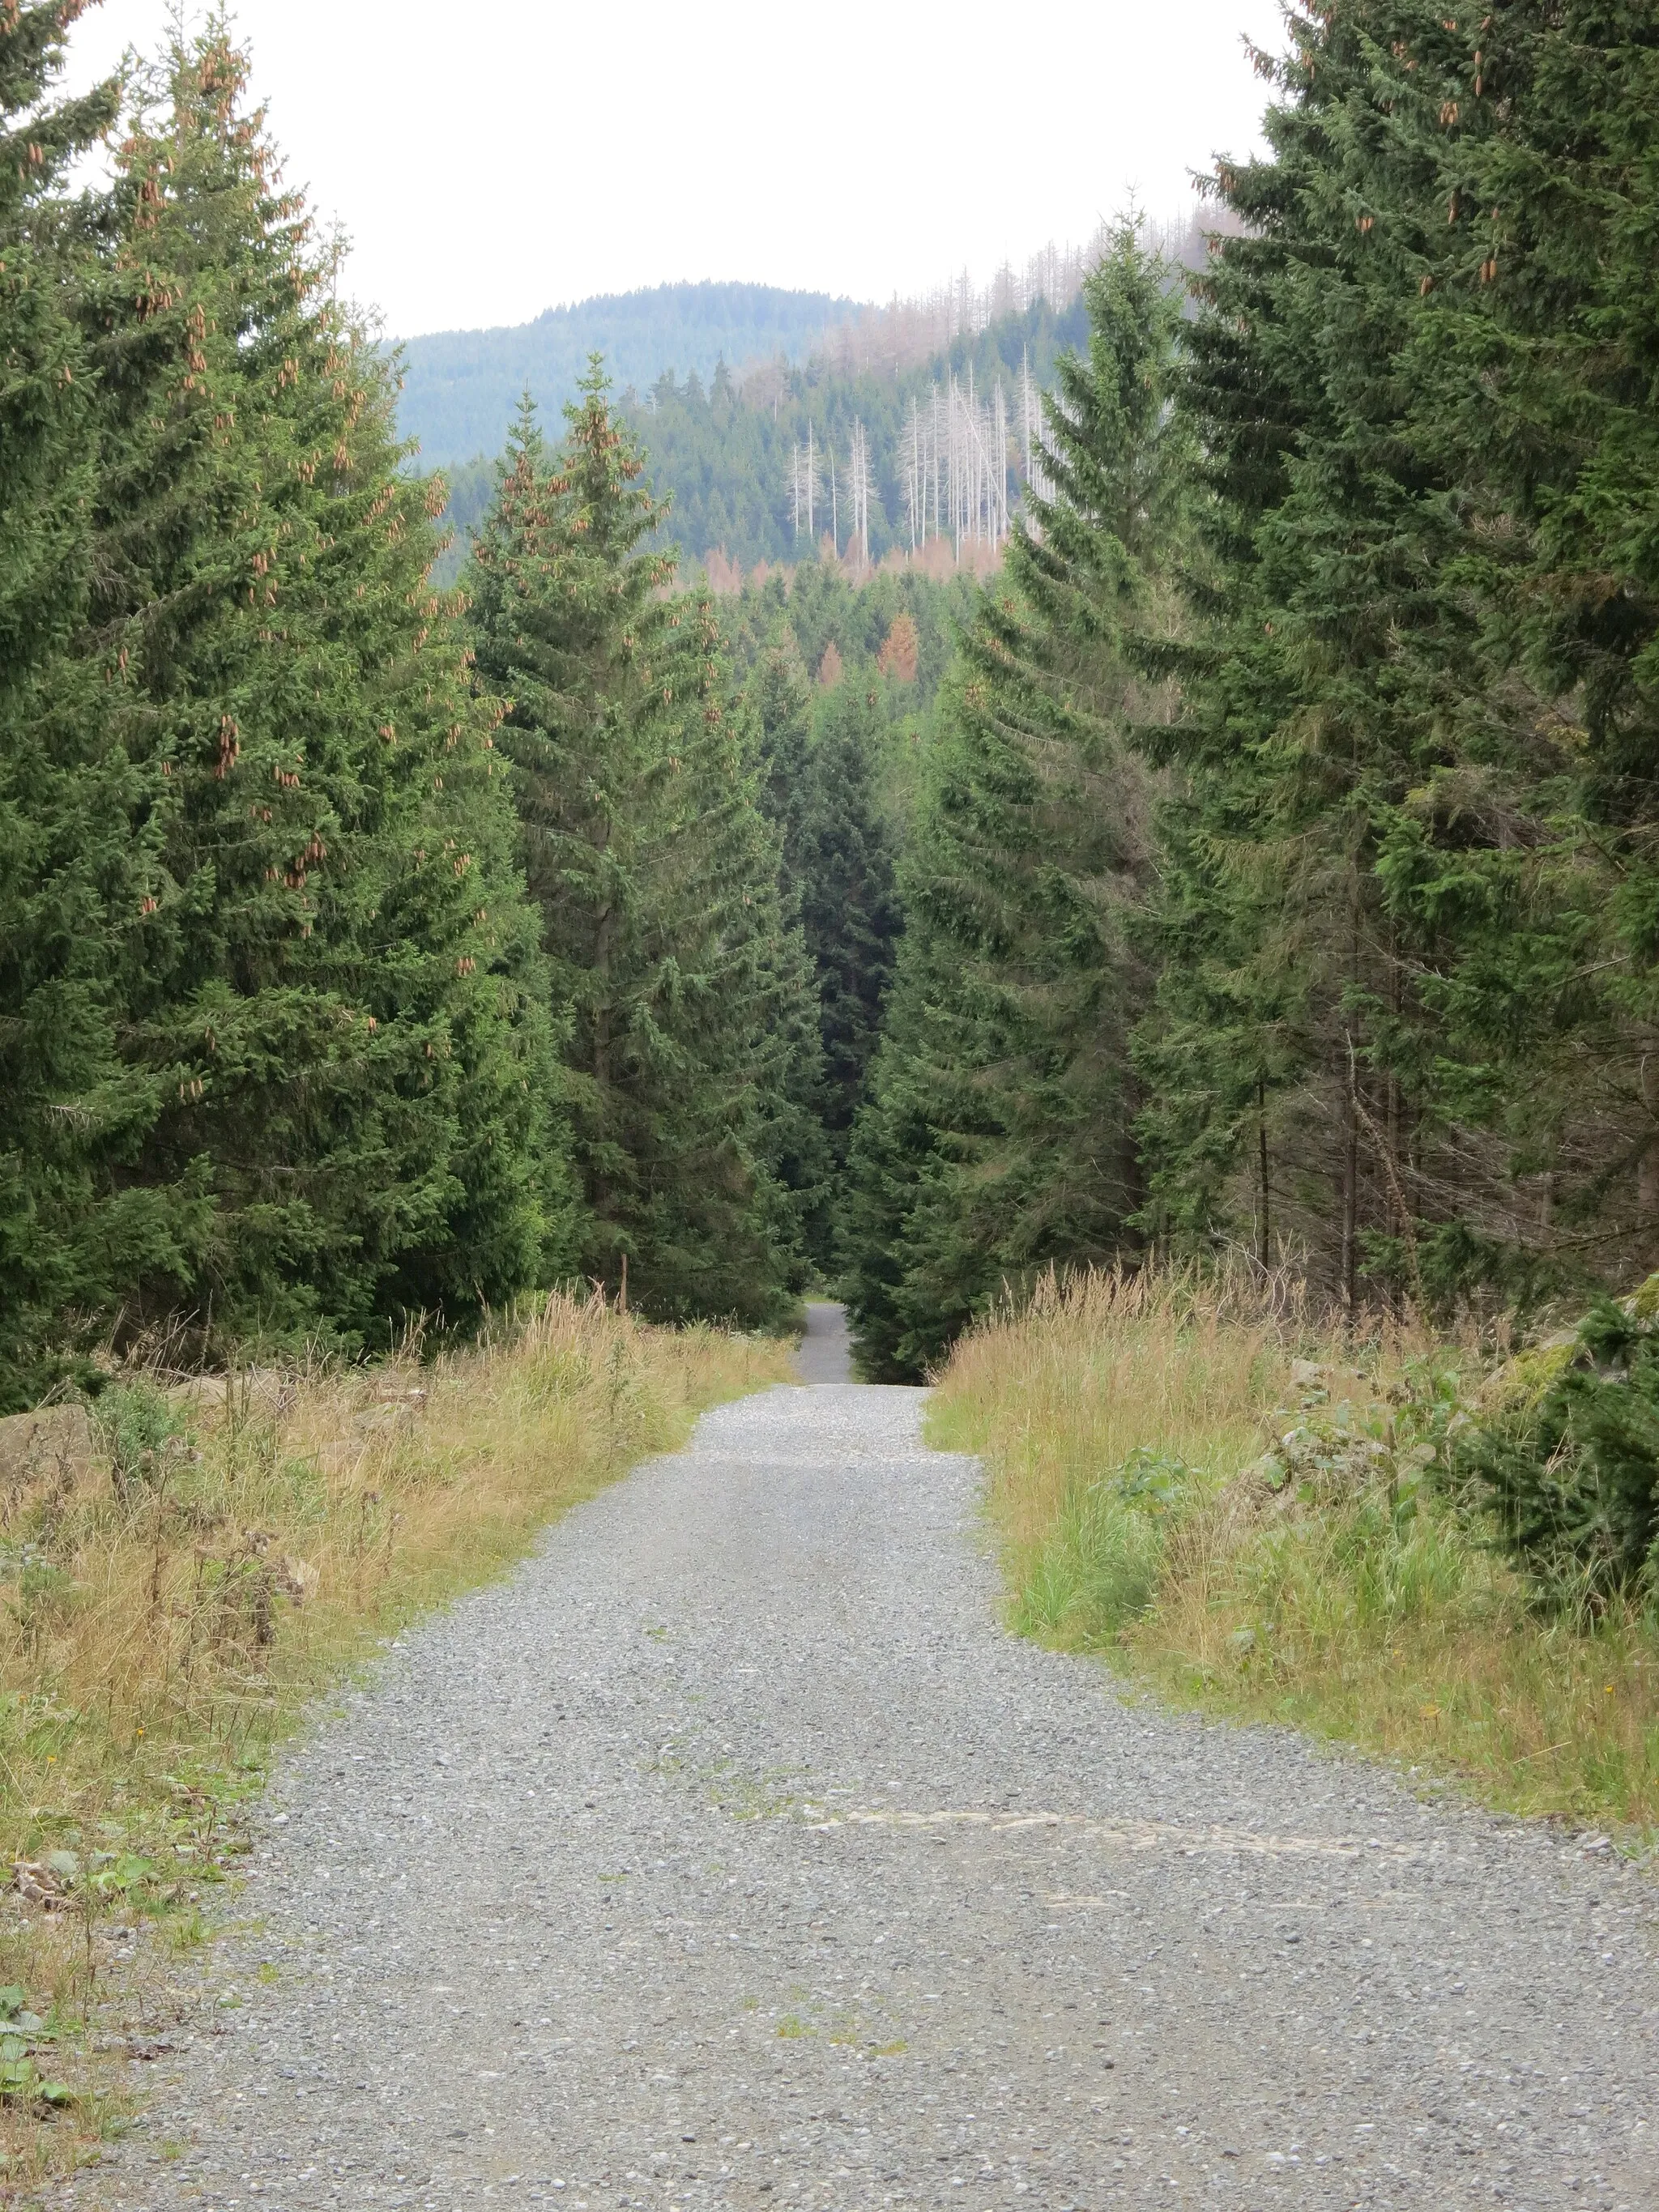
(0, 1402, 93, 1481)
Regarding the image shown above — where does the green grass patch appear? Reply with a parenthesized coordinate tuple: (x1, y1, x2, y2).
(931, 1267, 1659, 1846)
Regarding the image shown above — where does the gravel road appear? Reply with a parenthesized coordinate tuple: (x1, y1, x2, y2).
(91, 1302, 1655, 2211)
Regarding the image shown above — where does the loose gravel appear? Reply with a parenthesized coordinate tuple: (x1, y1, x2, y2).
(88, 1302, 1656, 2210)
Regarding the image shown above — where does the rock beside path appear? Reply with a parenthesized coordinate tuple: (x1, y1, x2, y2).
(85, 1340, 1655, 2210)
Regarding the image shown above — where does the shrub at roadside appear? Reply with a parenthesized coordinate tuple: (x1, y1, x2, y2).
(931, 1268, 1659, 1842)
(1461, 1289, 1659, 1605)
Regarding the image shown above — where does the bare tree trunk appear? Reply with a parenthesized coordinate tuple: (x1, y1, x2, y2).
(1258, 1077, 1272, 1272)
(1387, 934, 1402, 1217)
(1640, 1052, 1659, 1251)
(1341, 863, 1362, 1312)
(1341, 1044, 1360, 1313)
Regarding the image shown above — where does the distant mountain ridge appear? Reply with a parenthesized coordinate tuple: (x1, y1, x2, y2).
(396, 279, 862, 467)
(426, 293, 1093, 589)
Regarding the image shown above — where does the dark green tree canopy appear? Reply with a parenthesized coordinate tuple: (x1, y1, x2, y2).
(467, 369, 813, 1324)
(1, 3, 130, 1404)
(1139, 0, 1659, 1315)
(845, 231, 1186, 1378)
(2, 20, 566, 1402)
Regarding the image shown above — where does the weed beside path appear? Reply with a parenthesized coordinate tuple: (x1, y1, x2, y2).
(930, 1269, 1659, 1845)
(0, 1297, 793, 2190)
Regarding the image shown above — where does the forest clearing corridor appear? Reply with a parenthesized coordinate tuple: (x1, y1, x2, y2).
(91, 1306, 1653, 2211)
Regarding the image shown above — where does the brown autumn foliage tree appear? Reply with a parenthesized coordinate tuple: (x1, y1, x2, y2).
(876, 612, 920, 684)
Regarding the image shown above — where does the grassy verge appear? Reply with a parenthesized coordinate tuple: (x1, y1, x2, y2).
(0, 1294, 793, 2190)
(929, 1268, 1659, 1843)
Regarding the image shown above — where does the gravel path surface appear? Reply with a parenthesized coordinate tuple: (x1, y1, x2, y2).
(92, 1302, 1655, 2211)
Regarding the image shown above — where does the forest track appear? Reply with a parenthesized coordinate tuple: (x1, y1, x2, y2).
(89, 1305, 1654, 2210)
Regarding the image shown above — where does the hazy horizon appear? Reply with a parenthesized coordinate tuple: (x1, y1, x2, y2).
(403, 276, 864, 347)
(61, 0, 1284, 341)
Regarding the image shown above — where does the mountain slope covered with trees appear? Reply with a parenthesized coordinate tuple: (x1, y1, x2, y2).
(429, 300, 1090, 585)
(398, 282, 859, 469)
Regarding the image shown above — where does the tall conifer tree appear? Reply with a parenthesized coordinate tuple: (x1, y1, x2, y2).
(1141, 0, 1501, 1306)
(1144, 0, 1659, 1308)
(468, 374, 809, 1322)
(1381, 0, 1659, 1285)
(57, 23, 566, 1353)
(845, 231, 1183, 1378)
(750, 643, 898, 1261)
(795, 685, 902, 1176)
(0, 5, 140, 1404)
(747, 641, 836, 1267)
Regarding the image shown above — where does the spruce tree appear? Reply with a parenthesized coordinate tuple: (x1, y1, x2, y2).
(1144, 0, 1659, 1310)
(749, 641, 898, 1262)
(62, 23, 566, 1354)
(795, 684, 902, 1175)
(468, 373, 809, 1323)
(747, 641, 835, 1266)
(1383, 1, 1659, 1283)
(0, 2, 111, 667)
(751, 637, 814, 859)
(1137, 3, 1444, 1303)
(839, 925, 962, 1382)
(844, 230, 1183, 1378)
(0, 5, 134, 1405)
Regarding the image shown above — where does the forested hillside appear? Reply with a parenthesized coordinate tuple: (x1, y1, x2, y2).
(619, 300, 1089, 572)
(412, 233, 1179, 581)
(396, 281, 858, 467)
(397, 231, 1149, 485)
(429, 300, 1090, 584)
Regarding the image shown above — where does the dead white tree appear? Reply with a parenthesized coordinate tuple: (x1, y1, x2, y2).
(992, 377, 1009, 544)
(846, 418, 875, 568)
(947, 373, 962, 554)
(782, 354, 1047, 568)
(926, 368, 1017, 560)
(1023, 347, 1056, 518)
(930, 382, 943, 542)
(791, 425, 823, 543)
(905, 395, 923, 550)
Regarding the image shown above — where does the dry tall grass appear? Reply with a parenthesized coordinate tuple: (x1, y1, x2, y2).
(931, 1267, 1659, 1843)
(933, 1268, 1290, 1583)
(0, 1294, 792, 2186)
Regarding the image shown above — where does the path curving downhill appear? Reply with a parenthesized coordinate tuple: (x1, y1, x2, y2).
(94, 1304, 1654, 2210)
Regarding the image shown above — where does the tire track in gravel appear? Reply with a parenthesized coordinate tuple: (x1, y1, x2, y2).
(88, 1303, 1656, 2211)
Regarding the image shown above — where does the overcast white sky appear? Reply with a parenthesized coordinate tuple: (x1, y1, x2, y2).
(60, 0, 1288, 339)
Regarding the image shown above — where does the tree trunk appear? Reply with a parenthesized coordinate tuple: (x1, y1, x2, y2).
(1341, 863, 1363, 1312)
(1258, 1076, 1272, 1272)
(1341, 1050, 1359, 1314)
(1640, 1052, 1659, 1259)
